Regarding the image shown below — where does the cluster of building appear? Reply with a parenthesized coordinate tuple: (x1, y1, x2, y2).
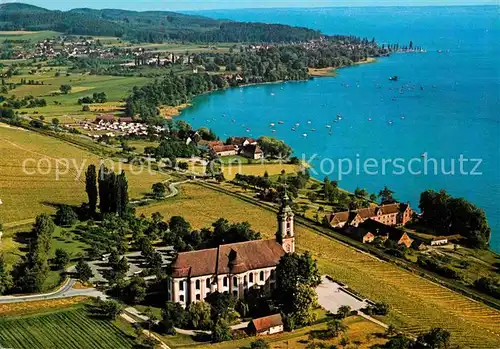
(168, 192, 296, 307)
(16, 37, 117, 60)
(81, 114, 164, 138)
(201, 137, 264, 160)
(325, 203, 415, 248)
(325, 203, 454, 250)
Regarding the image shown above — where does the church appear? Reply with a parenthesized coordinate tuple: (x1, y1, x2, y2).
(167, 193, 296, 307)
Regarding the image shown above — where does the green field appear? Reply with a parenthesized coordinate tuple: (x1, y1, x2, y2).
(0, 306, 135, 349)
(5, 69, 150, 122)
(0, 30, 59, 42)
(138, 183, 500, 349)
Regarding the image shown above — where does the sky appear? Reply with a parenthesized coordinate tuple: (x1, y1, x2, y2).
(2, 0, 496, 11)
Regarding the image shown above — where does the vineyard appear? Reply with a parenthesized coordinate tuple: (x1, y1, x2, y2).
(0, 307, 135, 349)
(138, 183, 500, 348)
(0, 125, 169, 225)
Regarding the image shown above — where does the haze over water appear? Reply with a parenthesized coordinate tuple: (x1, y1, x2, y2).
(179, 6, 500, 251)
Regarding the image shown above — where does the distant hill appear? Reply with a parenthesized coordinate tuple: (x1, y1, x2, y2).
(0, 3, 323, 43)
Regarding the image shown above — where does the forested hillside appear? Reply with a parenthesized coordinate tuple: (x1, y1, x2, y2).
(0, 3, 322, 43)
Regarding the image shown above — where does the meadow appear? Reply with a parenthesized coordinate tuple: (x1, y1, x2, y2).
(137, 183, 500, 349)
(7, 68, 150, 122)
(0, 30, 59, 42)
(0, 306, 136, 349)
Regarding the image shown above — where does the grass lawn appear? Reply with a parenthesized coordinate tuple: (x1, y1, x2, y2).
(188, 161, 299, 180)
(0, 305, 136, 349)
(137, 183, 500, 349)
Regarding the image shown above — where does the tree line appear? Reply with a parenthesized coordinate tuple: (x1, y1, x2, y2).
(419, 189, 491, 249)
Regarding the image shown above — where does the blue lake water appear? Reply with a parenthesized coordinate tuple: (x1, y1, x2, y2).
(180, 6, 500, 252)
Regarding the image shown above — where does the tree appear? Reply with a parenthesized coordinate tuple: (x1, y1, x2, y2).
(60, 84, 72, 94)
(75, 259, 93, 283)
(188, 301, 212, 330)
(33, 213, 55, 254)
(250, 339, 270, 349)
(274, 252, 321, 327)
(211, 318, 232, 343)
(291, 283, 318, 326)
(124, 276, 147, 304)
(378, 186, 396, 204)
(89, 298, 123, 319)
(55, 205, 78, 226)
(419, 189, 491, 249)
(257, 136, 292, 158)
(0, 255, 13, 295)
(336, 305, 352, 319)
(51, 118, 59, 127)
(54, 248, 70, 270)
(326, 318, 347, 338)
(416, 328, 451, 349)
(161, 302, 188, 334)
(85, 165, 98, 214)
(152, 182, 166, 199)
(354, 187, 368, 198)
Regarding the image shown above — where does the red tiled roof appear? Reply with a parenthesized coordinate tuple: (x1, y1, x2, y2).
(329, 203, 408, 223)
(250, 314, 283, 332)
(172, 239, 285, 278)
(96, 114, 115, 121)
(208, 141, 224, 148)
(212, 145, 237, 153)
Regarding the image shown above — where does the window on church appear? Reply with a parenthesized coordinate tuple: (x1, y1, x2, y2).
(249, 273, 254, 283)
(196, 294, 200, 301)
(260, 271, 264, 281)
(195, 280, 200, 290)
(206, 279, 211, 288)
(179, 281, 184, 291)
(233, 277, 238, 287)
(270, 269, 275, 280)
(179, 295, 184, 302)
(223, 277, 228, 287)
(233, 290, 238, 297)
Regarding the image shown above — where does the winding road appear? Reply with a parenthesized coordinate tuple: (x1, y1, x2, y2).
(130, 179, 190, 205)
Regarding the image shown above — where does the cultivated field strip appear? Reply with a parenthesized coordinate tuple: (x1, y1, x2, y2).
(0, 308, 134, 349)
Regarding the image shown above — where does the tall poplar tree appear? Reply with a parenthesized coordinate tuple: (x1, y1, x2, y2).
(85, 164, 98, 214)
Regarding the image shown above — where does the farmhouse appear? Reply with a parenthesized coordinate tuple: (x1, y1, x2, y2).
(357, 219, 414, 248)
(95, 114, 115, 123)
(248, 314, 284, 336)
(210, 145, 238, 157)
(241, 144, 264, 160)
(325, 203, 413, 229)
(168, 193, 296, 307)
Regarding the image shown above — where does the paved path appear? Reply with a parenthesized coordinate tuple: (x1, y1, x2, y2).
(120, 312, 171, 349)
(0, 279, 107, 304)
(315, 276, 368, 313)
(315, 276, 388, 329)
(130, 180, 190, 205)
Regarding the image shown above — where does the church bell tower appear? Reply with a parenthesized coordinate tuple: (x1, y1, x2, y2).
(276, 191, 295, 253)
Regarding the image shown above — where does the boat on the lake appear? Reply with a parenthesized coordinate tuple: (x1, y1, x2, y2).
(389, 76, 399, 81)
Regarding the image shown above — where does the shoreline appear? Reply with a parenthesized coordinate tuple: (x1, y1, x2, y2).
(309, 57, 377, 77)
(171, 57, 379, 119)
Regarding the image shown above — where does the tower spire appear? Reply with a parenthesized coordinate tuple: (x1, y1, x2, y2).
(276, 186, 295, 253)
